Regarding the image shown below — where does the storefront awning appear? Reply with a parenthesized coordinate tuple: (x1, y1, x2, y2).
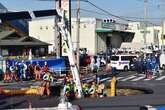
(95, 29, 113, 33)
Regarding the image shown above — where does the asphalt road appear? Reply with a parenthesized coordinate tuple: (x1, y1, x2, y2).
(0, 70, 165, 110)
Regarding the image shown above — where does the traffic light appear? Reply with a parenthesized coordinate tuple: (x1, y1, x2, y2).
(103, 19, 116, 23)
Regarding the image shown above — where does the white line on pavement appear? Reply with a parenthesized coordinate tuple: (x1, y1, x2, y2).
(156, 75, 165, 80)
(131, 76, 146, 81)
(109, 76, 123, 82)
(120, 75, 137, 81)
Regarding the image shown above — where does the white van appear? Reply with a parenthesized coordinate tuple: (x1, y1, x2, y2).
(160, 53, 165, 69)
(111, 54, 137, 71)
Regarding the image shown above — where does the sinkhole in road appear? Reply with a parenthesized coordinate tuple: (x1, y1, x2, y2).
(0, 85, 153, 97)
(104, 86, 154, 96)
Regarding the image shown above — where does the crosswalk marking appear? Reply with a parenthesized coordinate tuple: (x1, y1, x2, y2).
(116, 75, 165, 81)
(155, 76, 165, 80)
(100, 77, 111, 82)
(109, 77, 123, 82)
(120, 75, 137, 81)
(117, 77, 123, 80)
(131, 76, 145, 81)
(82, 74, 165, 83)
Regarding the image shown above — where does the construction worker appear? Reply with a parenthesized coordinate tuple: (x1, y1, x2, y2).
(34, 62, 41, 80)
(3, 61, 11, 82)
(88, 81, 98, 97)
(42, 61, 49, 73)
(19, 60, 27, 81)
(40, 71, 54, 96)
(82, 82, 89, 97)
(64, 81, 76, 100)
(10, 63, 18, 81)
(63, 82, 71, 98)
(97, 83, 105, 98)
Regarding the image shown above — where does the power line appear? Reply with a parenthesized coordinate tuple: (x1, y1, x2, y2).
(72, 8, 108, 16)
(72, 8, 162, 21)
(85, 0, 134, 22)
(71, 0, 134, 21)
(71, 8, 160, 26)
(37, 0, 158, 25)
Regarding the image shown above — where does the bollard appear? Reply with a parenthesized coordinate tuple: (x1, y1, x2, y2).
(110, 76, 117, 97)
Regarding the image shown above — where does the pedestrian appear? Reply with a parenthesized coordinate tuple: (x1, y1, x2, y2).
(96, 56, 101, 71)
(146, 56, 152, 79)
(106, 60, 112, 73)
(90, 56, 95, 72)
(155, 53, 160, 76)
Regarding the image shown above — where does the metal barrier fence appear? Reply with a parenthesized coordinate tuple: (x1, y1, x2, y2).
(49, 66, 91, 76)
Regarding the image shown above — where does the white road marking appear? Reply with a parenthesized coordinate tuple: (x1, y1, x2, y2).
(100, 77, 111, 82)
(155, 75, 165, 81)
(131, 76, 146, 81)
(117, 77, 124, 80)
(120, 75, 137, 81)
(109, 76, 123, 82)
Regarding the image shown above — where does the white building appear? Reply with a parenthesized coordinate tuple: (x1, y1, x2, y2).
(29, 17, 56, 54)
(29, 17, 134, 55)
(123, 22, 164, 50)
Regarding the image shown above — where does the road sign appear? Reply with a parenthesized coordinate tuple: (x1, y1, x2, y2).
(140, 30, 150, 33)
(102, 22, 116, 29)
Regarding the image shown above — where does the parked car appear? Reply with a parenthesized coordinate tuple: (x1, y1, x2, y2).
(111, 54, 138, 71)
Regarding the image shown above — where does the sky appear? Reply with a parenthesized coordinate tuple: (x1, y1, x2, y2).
(0, 0, 163, 24)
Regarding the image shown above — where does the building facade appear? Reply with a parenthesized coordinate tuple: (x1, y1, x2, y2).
(125, 22, 164, 50)
(29, 17, 55, 54)
(0, 30, 49, 58)
(29, 17, 133, 55)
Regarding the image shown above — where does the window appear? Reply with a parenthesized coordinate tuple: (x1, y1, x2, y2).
(40, 26, 42, 30)
(111, 56, 119, 61)
(40, 48, 45, 55)
(2, 49, 9, 56)
(121, 56, 137, 61)
(121, 56, 130, 61)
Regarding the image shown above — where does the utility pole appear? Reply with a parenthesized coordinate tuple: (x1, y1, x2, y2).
(55, 0, 62, 58)
(160, 0, 165, 52)
(143, 0, 148, 45)
(76, 0, 80, 70)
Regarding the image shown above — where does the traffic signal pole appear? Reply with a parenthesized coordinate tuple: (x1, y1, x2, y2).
(143, 0, 148, 45)
(55, 0, 62, 58)
(76, 0, 80, 70)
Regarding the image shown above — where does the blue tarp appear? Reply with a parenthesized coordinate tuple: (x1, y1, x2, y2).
(7, 58, 67, 72)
